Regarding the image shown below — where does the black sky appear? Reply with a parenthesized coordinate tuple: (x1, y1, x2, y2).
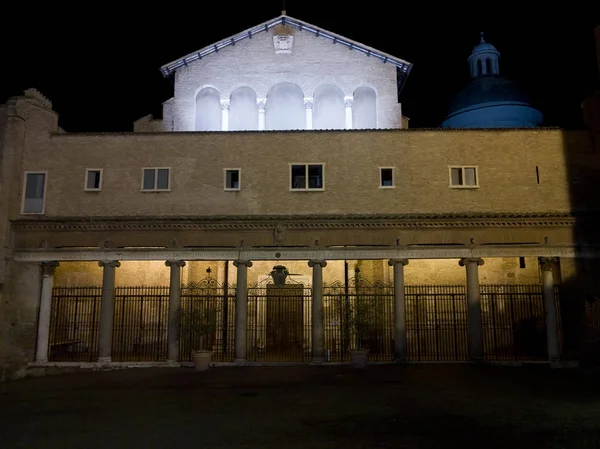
(2, 3, 599, 132)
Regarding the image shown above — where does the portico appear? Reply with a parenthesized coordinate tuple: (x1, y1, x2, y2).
(24, 243, 576, 368)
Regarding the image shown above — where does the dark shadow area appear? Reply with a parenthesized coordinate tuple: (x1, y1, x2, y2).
(562, 26, 600, 366)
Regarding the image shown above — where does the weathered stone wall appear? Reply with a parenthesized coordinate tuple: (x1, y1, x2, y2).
(11, 129, 594, 220)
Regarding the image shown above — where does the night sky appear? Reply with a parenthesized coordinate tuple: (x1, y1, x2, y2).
(2, 3, 598, 132)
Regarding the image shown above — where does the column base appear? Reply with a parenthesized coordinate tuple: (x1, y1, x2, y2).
(311, 357, 325, 365)
(35, 357, 49, 364)
(97, 357, 112, 364)
(234, 358, 248, 366)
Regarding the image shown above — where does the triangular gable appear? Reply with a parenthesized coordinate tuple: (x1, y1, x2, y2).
(160, 14, 413, 92)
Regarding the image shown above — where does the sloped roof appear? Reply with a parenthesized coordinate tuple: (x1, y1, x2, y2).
(159, 14, 413, 90)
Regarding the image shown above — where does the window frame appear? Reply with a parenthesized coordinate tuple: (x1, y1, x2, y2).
(21, 170, 48, 215)
(289, 163, 325, 192)
(141, 167, 171, 192)
(223, 168, 241, 191)
(448, 165, 479, 189)
(379, 166, 395, 189)
(84, 168, 103, 192)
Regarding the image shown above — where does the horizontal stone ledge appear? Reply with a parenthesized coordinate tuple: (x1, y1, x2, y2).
(12, 245, 600, 262)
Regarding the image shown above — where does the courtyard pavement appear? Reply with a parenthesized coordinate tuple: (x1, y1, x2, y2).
(1, 363, 599, 448)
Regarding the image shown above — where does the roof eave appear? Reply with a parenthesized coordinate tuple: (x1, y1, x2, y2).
(159, 14, 413, 83)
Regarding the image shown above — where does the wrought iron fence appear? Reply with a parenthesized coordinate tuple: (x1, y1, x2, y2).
(586, 297, 600, 340)
(247, 279, 311, 362)
(112, 286, 170, 362)
(179, 278, 236, 363)
(480, 284, 547, 360)
(48, 287, 102, 362)
(323, 278, 394, 362)
(405, 285, 469, 361)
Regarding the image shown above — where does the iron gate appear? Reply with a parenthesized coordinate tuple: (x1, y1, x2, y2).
(48, 287, 102, 362)
(405, 285, 469, 361)
(112, 286, 169, 362)
(247, 277, 312, 363)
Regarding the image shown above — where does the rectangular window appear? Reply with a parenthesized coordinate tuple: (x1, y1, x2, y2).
(224, 168, 241, 191)
(142, 168, 170, 191)
(85, 169, 103, 191)
(379, 167, 395, 188)
(22, 172, 47, 214)
(449, 166, 479, 188)
(290, 163, 324, 191)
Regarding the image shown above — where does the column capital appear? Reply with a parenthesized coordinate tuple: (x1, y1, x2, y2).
(41, 261, 59, 277)
(220, 99, 230, 110)
(257, 99, 266, 110)
(459, 258, 484, 267)
(308, 260, 327, 268)
(388, 258, 409, 267)
(344, 97, 353, 108)
(165, 260, 186, 268)
(538, 256, 559, 272)
(233, 260, 253, 268)
(304, 97, 314, 109)
(98, 260, 121, 269)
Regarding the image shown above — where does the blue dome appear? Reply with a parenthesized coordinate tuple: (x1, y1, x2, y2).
(447, 75, 532, 115)
(471, 41, 498, 55)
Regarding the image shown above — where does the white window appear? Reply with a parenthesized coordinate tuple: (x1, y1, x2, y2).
(22, 171, 47, 214)
(224, 168, 241, 191)
(449, 166, 479, 188)
(290, 163, 324, 191)
(379, 167, 395, 188)
(85, 169, 103, 191)
(142, 168, 170, 191)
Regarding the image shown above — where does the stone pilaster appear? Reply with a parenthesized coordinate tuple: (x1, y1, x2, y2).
(97, 260, 120, 364)
(35, 261, 59, 363)
(233, 260, 252, 365)
(459, 257, 484, 360)
(539, 257, 561, 363)
(308, 259, 327, 363)
(388, 259, 409, 362)
(166, 260, 186, 363)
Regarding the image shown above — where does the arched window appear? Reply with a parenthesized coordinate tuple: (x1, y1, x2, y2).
(195, 87, 221, 131)
(313, 84, 345, 130)
(352, 87, 377, 129)
(230, 87, 258, 131)
(477, 59, 483, 76)
(265, 82, 305, 131)
(485, 58, 492, 74)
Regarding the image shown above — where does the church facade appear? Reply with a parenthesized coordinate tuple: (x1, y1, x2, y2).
(1, 15, 599, 381)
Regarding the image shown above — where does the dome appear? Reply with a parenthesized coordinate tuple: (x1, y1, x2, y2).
(447, 75, 533, 116)
(471, 41, 498, 55)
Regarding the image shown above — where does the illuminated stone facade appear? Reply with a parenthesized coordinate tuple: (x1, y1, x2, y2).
(1, 17, 599, 381)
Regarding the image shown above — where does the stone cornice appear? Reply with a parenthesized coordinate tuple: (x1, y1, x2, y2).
(12, 214, 578, 232)
(10, 213, 582, 232)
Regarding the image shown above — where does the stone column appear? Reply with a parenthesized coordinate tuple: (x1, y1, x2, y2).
(344, 97, 353, 129)
(309, 259, 327, 363)
(35, 261, 59, 363)
(257, 99, 266, 131)
(166, 260, 186, 363)
(233, 260, 252, 365)
(221, 99, 230, 131)
(304, 98, 314, 130)
(388, 259, 409, 362)
(98, 260, 120, 364)
(459, 258, 484, 360)
(539, 257, 561, 362)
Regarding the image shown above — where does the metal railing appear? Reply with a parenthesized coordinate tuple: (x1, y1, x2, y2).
(405, 285, 469, 361)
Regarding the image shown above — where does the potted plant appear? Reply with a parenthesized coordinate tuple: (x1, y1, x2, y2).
(348, 295, 375, 368)
(181, 306, 216, 371)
